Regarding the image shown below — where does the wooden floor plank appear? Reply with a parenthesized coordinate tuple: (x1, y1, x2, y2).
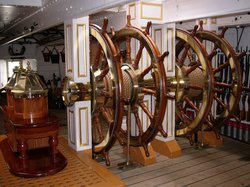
(159, 159, 250, 187)
(185, 164, 250, 187)
(110, 145, 223, 177)
(122, 146, 250, 186)
(120, 144, 249, 185)
(217, 172, 250, 187)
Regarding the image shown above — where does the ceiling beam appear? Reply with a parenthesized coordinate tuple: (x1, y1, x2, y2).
(0, 0, 136, 45)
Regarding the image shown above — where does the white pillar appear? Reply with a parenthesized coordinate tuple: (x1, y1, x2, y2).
(127, 1, 181, 158)
(64, 16, 92, 151)
(152, 23, 176, 142)
(125, 1, 164, 137)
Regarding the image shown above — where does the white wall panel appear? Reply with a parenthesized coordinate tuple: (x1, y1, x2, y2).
(164, 0, 250, 23)
(64, 16, 92, 151)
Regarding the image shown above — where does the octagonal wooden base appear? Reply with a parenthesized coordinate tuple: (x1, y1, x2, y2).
(151, 139, 181, 158)
(0, 138, 67, 178)
(123, 145, 156, 166)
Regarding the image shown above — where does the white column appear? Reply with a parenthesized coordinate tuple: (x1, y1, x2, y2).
(126, 1, 164, 136)
(152, 23, 176, 142)
(64, 16, 92, 151)
(126, 1, 177, 142)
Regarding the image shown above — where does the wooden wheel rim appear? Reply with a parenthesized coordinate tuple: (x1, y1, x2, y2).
(175, 29, 214, 136)
(196, 30, 242, 128)
(90, 23, 124, 158)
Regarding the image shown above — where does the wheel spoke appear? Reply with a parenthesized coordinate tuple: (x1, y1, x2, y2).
(100, 107, 113, 124)
(115, 42, 125, 64)
(183, 96, 199, 112)
(92, 45, 103, 71)
(133, 107, 144, 136)
(187, 49, 194, 62)
(140, 64, 152, 78)
(126, 36, 132, 64)
(205, 118, 214, 129)
(138, 101, 153, 121)
(215, 81, 232, 89)
(177, 44, 191, 67)
(188, 84, 203, 90)
(140, 88, 156, 95)
(178, 106, 191, 125)
(208, 48, 218, 60)
(185, 61, 201, 75)
(213, 59, 230, 74)
(96, 66, 109, 81)
(93, 114, 104, 142)
(133, 41, 144, 69)
(213, 95, 228, 110)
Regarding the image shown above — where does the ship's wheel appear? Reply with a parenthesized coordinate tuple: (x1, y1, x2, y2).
(111, 15, 168, 156)
(195, 21, 242, 133)
(62, 19, 124, 166)
(175, 27, 214, 141)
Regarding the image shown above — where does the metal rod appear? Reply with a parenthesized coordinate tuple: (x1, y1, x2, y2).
(126, 104, 131, 165)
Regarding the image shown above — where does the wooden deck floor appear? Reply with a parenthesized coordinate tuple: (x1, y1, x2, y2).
(98, 137, 250, 187)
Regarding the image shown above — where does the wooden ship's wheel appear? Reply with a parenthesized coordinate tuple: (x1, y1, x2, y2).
(174, 26, 214, 141)
(195, 21, 243, 133)
(111, 15, 168, 156)
(62, 16, 168, 164)
(174, 21, 245, 142)
(62, 19, 124, 165)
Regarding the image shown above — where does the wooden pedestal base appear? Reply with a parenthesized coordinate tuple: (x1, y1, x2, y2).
(125, 145, 156, 166)
(0, 138, 67, 178)
(151, 139, 181, 158)
(195, 131, 223, 147)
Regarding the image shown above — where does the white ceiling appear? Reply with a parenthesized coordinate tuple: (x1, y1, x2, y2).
(0, 5, 39, 32)
(0, 0, 42, 40)
(0, 0, 249, 45)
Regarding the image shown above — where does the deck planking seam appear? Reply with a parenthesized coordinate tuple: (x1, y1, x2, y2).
(114, 144, 248, 178)
(124, 147, 250, 186)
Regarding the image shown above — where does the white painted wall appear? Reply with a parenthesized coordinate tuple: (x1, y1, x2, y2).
(163, 0, 250, 23)
(90, 11, 127, 31)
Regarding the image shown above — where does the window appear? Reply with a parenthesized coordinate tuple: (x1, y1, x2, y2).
(0, 59, 37, 89)
(0, 60, 7, 88)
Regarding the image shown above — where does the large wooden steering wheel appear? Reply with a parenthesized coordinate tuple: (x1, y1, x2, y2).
(195, 21, 242, 132)
(112, 15, 168, 156)
(175, 27, 214, 140)
(62, 19, 124, 166)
